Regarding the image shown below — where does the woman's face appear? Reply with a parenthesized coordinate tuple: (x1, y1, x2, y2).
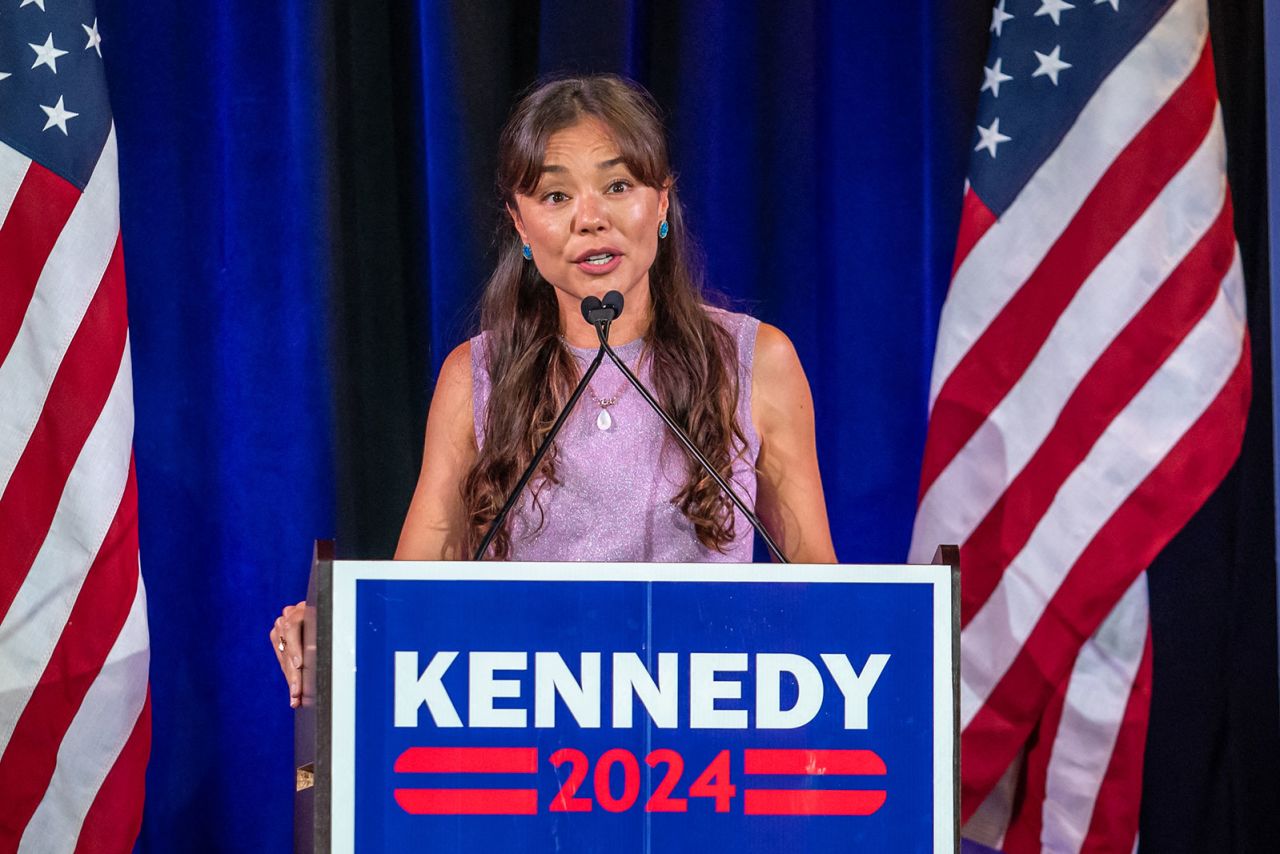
(509, 118, 669, 328)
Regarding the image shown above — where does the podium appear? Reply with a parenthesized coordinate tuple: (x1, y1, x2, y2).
(295, 542, 960, 853)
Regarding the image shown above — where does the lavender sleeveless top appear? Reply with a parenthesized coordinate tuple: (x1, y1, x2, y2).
(471, 310, 761, 562)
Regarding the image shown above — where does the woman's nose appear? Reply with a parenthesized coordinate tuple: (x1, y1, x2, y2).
(575, 193, 608, 233)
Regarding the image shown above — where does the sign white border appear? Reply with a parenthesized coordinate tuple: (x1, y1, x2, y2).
(330, 561, 955, 853)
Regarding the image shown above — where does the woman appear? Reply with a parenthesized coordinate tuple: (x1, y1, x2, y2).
(271, 75, 835, 706)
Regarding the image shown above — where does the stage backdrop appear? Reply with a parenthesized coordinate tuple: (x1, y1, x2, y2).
(88, 0, 1278, 850)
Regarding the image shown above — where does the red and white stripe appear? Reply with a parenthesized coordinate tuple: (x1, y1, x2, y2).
(0, 125, 150, 851)
(910, 1, 1250, 851)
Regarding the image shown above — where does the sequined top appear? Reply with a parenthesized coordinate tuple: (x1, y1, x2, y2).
(470, 309, 761, 562)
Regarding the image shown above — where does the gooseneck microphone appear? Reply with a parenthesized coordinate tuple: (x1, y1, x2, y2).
(593, 290, 790, 564)
(472, 297, 617, 560)
(474, 291, 788, 563)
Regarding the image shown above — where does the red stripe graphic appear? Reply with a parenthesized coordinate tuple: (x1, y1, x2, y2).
(958, 197, 1237, 625)
(743, 749, 885, 776)
(919, 42, 1218, 499)
(742, 789, 886, 816)
(0, 460, 138, 845)
(960, 342, 1251, 816)
(0, 162, 80, 366)
(742, 749, 887, 817)
(394, 747, 538, 774)
(73, 688, 151, 854)
(394, 788, 538, 815)
(0, 235, 128, 623)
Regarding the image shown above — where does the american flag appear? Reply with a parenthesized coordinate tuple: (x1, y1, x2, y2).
(0, 1, 150, 851)
(909, 1, 1249, 852)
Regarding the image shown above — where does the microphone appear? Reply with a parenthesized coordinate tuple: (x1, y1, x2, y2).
(593, 290, 789, 563)
(472, 297, 615, 560)
(581, 294, 621, 327)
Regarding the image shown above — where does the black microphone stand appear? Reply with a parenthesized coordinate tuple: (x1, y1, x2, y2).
(593, 318, 790, 564)
(472, 307, 613, 561)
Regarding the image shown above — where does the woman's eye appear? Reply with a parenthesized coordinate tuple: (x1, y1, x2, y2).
(606, 180, 631, 193)
(543, 191, 569, 204)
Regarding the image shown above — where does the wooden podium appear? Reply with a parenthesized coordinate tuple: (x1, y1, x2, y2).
(295, 542, 959, 853)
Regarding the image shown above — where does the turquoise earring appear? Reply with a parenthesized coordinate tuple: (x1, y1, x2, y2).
(521, 243, 533, 260)
(658, 220, 669, 239)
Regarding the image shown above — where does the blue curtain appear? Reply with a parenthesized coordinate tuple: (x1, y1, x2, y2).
(88, 0, 1013, 847)
(97, 0, 335, 847)
(89, 0, 1274, 849)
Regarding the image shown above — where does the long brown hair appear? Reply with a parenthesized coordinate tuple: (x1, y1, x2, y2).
(463, 75, 746, 558)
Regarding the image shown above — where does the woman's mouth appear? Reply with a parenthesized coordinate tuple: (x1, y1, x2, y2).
(575, 253, 623, 274)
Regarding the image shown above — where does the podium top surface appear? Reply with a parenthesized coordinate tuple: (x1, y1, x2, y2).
(325, 560, 953, 586)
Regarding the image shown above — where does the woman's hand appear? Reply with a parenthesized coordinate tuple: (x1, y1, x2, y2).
(269, 600, 306, 708)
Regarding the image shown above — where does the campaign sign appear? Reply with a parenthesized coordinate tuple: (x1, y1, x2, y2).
(329, 562, 955, 853)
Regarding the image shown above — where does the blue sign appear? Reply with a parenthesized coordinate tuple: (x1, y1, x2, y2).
(329, 563, 955, 853)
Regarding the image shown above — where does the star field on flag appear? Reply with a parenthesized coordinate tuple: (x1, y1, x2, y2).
(970, 0, 1164, 215)
(0, 0, 112, 188)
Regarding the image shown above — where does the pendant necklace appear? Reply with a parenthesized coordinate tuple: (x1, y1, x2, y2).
(561, 335, 643, 432)
(590, 382, 628, 431)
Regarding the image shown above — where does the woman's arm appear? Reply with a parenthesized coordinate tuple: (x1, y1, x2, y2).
(751, 323, 838, 563)
(394, 341, 478, 560)
(272, 341, 477, 709)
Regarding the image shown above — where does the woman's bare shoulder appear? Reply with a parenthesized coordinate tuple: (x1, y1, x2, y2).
(419, 340, 475, 455)
(753, 322, 804, 379)
(435, 340, 473, 403)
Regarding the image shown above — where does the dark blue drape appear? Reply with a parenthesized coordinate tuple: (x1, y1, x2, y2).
(97, 0, 335, 848)
(88, 0, 1273, 849)
(90, 1, 1011, 848)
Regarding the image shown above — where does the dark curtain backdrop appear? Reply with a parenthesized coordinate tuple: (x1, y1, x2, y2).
(88, 0, 1277, 850)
